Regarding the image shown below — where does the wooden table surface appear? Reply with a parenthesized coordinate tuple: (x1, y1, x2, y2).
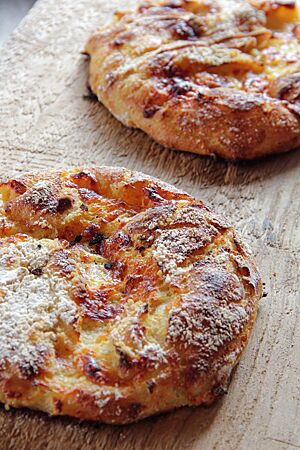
(0, 0, 36, 44)
(0, 0, 299, 449)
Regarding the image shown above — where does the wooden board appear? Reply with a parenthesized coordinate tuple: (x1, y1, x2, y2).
(0, 0, 36, 44)
(0, 0, 299, 449)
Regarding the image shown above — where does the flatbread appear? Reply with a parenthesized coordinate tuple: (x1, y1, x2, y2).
(86, 0, 300, 159)
(0, 167, 261, 423)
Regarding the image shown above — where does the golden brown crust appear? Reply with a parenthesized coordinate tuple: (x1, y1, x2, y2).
(0, 167, 261, 423)
(85, 0, 300, 160)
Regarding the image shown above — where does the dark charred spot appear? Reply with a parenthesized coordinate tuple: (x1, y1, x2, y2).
(57, 197, 73, 213)
(74, 286, 88, 302)
(30, 267, 43, 276)
(80, 203, 89, 211)
(37, 244, 42, 249)
(113, 37, 125, 47)
(143, 104, 160, 118)
(140, 303, 149, 314)
(82, 355, 106, 384)
(72, 169, 97, 185)
(197, 91, 204, 101)
(170, 78, 191, 96)
(8, 179, 27, 194)
(89, 232, 107, 246)
(18, 362, 40, 380)
(19, 365, 36, 379)
(212, 385, 228, 397)
(70, 235, 82, 246)
(146, 380, 156, 394)
(128, 402, 143, 420)
(104, 261, 113, 270)
(239, 265, 251, 278)
(116, 348, 132, 371)
(54, 399, 63, 413)
(150, 54, 180, 78)
(137, 233, 155, 248)
(111, 30, 133, 47)
(82, 222, 100, 241)
(146, 186, 164, 202)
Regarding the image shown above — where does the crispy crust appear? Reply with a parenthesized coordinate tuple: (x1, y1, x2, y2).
(85, 0, 300, 160)
(0, 167, 261, 423)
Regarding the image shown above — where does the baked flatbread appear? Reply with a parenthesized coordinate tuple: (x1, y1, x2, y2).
(0, 167, 261, 423)
(86, 0, 300, 160)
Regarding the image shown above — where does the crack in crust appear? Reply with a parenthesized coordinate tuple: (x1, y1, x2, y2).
(0, 167, 261, 423)
(86, 0, 300, 160)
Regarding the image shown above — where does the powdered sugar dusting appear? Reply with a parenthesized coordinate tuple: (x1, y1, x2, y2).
(153, 226, 215, 277)
(0, 238, 78, 377)
(168, 297, 248, 370)
(140, 342, 167, 368)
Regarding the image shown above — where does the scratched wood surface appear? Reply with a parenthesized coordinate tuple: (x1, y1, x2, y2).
(0, 0, 299, 449)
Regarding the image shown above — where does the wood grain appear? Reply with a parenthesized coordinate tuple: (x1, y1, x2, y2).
(0, 0, 299, 449)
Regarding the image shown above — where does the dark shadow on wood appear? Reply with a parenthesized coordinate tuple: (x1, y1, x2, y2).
(0, 399, 222, 450)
